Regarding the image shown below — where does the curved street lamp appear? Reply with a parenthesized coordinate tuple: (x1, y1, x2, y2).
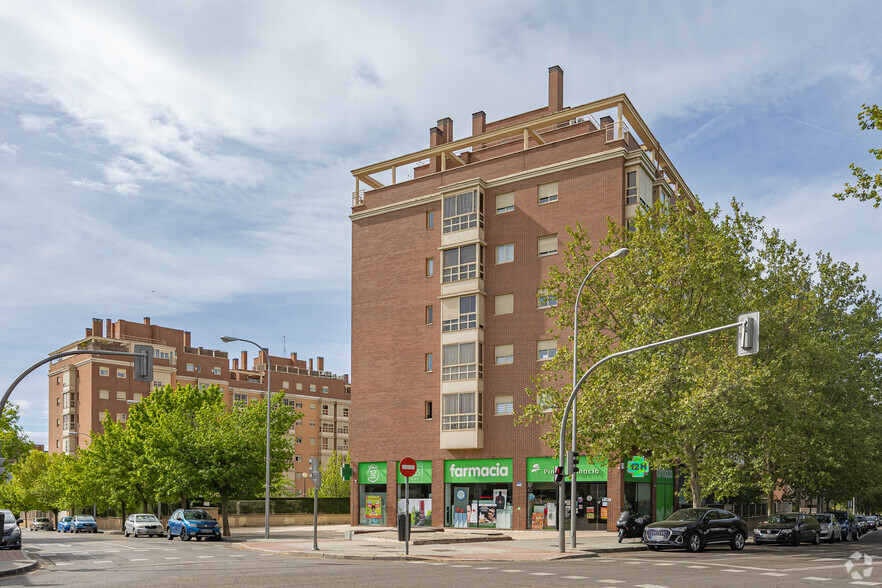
(221, 336, 272, 540)
(561, 247, 628, 551)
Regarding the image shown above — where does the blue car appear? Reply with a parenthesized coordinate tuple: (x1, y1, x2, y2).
(57, 517, 73, 533)
(832, 511, 860, 541)
(72, 515, 98, 533)
(165, 509, 221, 541)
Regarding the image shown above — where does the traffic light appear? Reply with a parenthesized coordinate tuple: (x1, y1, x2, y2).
(737, 312, 760, 356)
(133, 345, 154, 381)
(553, 465, 565, 484)
(568, 451, 580, 476)
(309, 457, 322, 489)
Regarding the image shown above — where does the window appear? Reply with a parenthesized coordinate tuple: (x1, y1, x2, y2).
(322, 438, 330, 450)
(282, 381, 290, 389)
(115, 369, 125, 378)
(294, 455, 302, 462)
(341, 406, 349, 417)
(538, 288, 558, 308)
(296, 383, 303, 391)
(426, 258, 434, 277)
(310, 403, 316, 409)
(56, 376, 60, 384)
(234, 393, 248, 404)
(56, 440, 60, 448)
(496, 243, 514, 264)
(442, 244, 482, 283)
(442, 392, 479, 430)
(442, 190, 482, 233)
(310, 420, 316, 427)
(98, 412, 106, 421)
(538, 234, 558, 256)
(116, 413, 126, 423)
(321, 423, 334, 433)
(309, 438, 316, 445)
(425, 353, 433, 372)
(212, 367, 222, 376)
(626, 218, 636, 232)
(495, 344, 514, 365)
(426, 210, 434, 229)
(64, 439, 69, 452)
(295, 437, 302, 444)
(538, 339, 557, 361)
(116, 391, 126, 401)
(310, 384, 316, 392)
(62, 393, 68, 408)
(337, 440, 349, 451)
(425, 401, 433, 420)
(56, 418, 60, 426)
(538, 182, 558, 204)
(56, 396, 60, 406)
(495, 293, 514, 315)
(322, 404, 330, 416)
(495, 395, 514, 415)
(99, 389, 109, 400)
(626, 171, 637, 204)
(442, 295, 477, 332)
(186, 363, 195, 371)
(99, 367, 109, 376)
(425, 305, 434, 325)
(322, 386, 329, 394)
(496, 191, 514, 214)
(295, 401, 303, 409)
(338, 425, 349, 434)
(442, 342, 482, 381)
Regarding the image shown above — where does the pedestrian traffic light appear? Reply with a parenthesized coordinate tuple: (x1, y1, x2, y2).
(568, 451, 581, 476)
(554, 465, 565, 484)
(133, 345, 154, 381)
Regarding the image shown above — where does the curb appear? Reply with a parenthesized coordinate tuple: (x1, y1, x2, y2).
(0, 553, 38, 578)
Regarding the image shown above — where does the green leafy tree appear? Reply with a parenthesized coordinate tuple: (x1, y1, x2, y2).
(315, 450, 350, 498)
(0, 450, 69, 527)
(834, 103, 882, 207)
(0, 404, 34, 464)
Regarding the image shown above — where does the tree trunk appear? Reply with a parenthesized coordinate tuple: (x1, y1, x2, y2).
(120, 501, 127, 531)
(686, 445, 701, 508)
(142, 499, 148, 514)
(766, 494, 774, 517)
(221, 497, 231, 537)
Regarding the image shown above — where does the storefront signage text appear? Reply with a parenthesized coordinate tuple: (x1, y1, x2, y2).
(444, 458, 513, 483)
(627, 456, 649, 478)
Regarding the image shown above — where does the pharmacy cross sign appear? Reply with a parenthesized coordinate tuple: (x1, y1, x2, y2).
(399, 457, 417, 478)
(341, 463, 353, 481)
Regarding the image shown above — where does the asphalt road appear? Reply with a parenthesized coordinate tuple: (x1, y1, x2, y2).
(6, 527, 882, 587)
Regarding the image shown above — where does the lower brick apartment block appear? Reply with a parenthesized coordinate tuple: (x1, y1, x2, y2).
(349, 67, 691, 531)
(47, 317, 350, 496)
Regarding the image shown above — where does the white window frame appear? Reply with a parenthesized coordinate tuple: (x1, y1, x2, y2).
(495, 191, 514, 214)
(495, 344, 514, 365)
(538, 288, 558, 308)
(441, 392, 481, 431)
(99, 367, 109, 376)
(496, 243, 514, 264)
(442, 342, 483, 382)
(626, 171, 637, 204)
(538, 339, 557, 361)
(538, 182, 558, 204)
(442, 295, 477, 332)
(442, 244, 482, 283)
(538, 234, 558, 257)
(495, 395, 514, 415)
(442, 190, 483, 233)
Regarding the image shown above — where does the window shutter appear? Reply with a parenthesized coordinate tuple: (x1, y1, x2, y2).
(538, 182, 558, 199)
(538, 234, 558, 256)
(495, 294, 514, 315)
(496, 192, 514, 211)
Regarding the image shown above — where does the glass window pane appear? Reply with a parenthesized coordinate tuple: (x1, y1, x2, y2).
(443, 248, 459, 267)
(460, 244, 476, 264)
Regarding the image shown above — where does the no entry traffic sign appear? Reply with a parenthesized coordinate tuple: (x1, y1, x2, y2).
(399, 457, 417, 478)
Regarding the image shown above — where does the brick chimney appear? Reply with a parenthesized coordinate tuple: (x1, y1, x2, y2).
(317, 357, 324, 372)
(241, 351, 248, 370)
(143, 317, 150, 325)
(548, 65, 563, 113)
(309, 358, 314, 371)
(232, 358, 239, 370)
(184, 331, 191, 347)
(437, 117, 453, 144)
(105, 318, 112, 338)
(92, 318, 103, 337)
(472, 111, 486, 136)
(85, 328, 93, 337)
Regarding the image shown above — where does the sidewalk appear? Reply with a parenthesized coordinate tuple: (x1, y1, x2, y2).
(233, 524, 648, 561)
(0, 549, 37, 578)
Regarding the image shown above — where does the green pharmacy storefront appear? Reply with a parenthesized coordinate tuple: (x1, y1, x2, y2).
(623, 456, 674, 522)
(358, 462, 388, 526)
(396, 460, 432, 527)
(526, 457, 608, 531)
(445, 458, 513, 529)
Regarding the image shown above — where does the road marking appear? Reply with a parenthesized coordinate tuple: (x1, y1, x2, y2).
(55, 563, 73, 566)
(761, 573, 787, 577)
(687, 565, 709, 569)
(653, 563, 675, 566)
(562, 577, 589, 580)
(804, 578, 831, 582)
(451, 565, 472, 568)
(130, 558, 148, 561)
(92, 560, 113, 563)
(813, 558, 841, 562)
(259, 553, 274, 556)
(164, 557, 182, 560)
(596, 581, 625, 585)
(197, 556, 214, 559)
(723, 569, 746, 573)
(474, 567, 495, 570)
(635, 585, 669, 588)
(530, 572, 556, 576)
(500, 569, 523, 573)
(850, 582, 882, 586)
(228, 554, 245, 557)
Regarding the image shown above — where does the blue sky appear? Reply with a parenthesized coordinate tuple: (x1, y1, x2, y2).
(1, 0, 880, 446)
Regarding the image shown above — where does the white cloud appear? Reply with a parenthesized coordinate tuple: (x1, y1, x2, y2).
(19, 113, 56, 131)
(0, 141, 17, 155)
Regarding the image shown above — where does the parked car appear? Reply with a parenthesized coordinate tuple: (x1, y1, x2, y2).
(72, 515, 98, 533)
(29, 517, 53, 531)
(125, 514, 164, 538)
(57, 517, 73, 533)
(754, 512, 821, 545)
(813, 513, 842, 543)
(867, 515, 878, 530)
(643, 508, 747, 552)
(832, 511, 860, 541)
(165, 509, 221, 542)
(0, 510, 22, 550)
(856, 515, 868, 533)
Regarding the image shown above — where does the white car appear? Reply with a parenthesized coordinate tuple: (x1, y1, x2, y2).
(124, 514, 165, 537)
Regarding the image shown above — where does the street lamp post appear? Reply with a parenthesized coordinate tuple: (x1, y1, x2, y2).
(562, 247, 628, 551)
(221, 336, 272, 540)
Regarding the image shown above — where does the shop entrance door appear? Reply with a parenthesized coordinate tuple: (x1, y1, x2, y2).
(566, 482, 608, 531)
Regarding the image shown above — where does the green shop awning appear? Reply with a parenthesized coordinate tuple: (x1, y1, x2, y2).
(526, 456, 607, 483)
(396, 460, 432, 484)
(358, 462, 387, 485)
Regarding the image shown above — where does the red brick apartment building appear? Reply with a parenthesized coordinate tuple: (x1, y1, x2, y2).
(48, 317, 350, 496)
(350, 67, 695, 531)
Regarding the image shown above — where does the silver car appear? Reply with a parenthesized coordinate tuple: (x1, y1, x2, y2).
(813, 513, 842, 543)
(29, 517, 53, 531)
(124, 514, 164, 537)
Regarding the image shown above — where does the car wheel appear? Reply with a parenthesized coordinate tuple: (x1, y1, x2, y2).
(685, 532, 703, 553)
(124, 529, 130, 537)
(813, 531, 820, 545)
(731, 531, 746, 551)
(93, 529, 98, 534)
(791, 532, 801, 546)
(166, 527, 173, 540)
(196, 536, 203, 542)
(180, 527, 190, 541)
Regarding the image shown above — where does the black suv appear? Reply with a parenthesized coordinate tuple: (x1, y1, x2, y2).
(643, 508, 748, 552)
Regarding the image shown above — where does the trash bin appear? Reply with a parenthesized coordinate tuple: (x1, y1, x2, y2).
(397, 513, 410, 541)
